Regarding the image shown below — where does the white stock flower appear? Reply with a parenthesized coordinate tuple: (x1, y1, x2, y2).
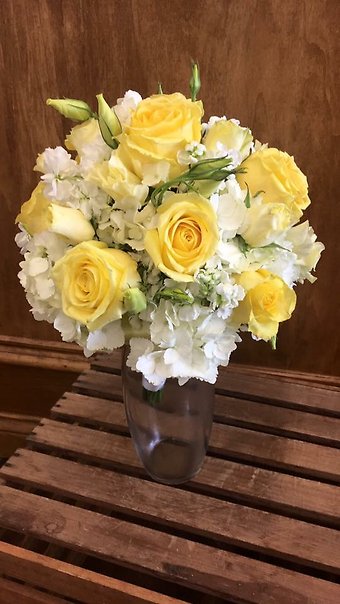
(114, 90, 142, 128)
(177, 142, 206, 165)
(211, 179, 247, 241)
(34, 147, 79, 200)
(285, 221, 324, 283)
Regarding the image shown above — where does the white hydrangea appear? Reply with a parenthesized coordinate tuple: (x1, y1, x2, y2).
(84, 321, 125, 356)
(17, 231, 68, 322)
(97, 200, 156, 250)
(127, 300, 241, 385)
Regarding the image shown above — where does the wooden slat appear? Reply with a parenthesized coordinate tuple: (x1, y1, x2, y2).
(216, 371, 340, 417)
(2, 449, 340, 575)
(73, 370, 122, 399)
(0, 486, 339, 603)
(0, 577, 70, 604)
(214, 395, 340, 447)
(53, 393, 126, 431)
(0, 542, 186, 604)
(48, 400, 340, 484)
(74, 367, 340, 418)
(0, 336, 88, 373)
(0, 412, 40, 435)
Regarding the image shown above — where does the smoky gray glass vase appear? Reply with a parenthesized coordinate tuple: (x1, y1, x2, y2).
(121, 347, 215, 485)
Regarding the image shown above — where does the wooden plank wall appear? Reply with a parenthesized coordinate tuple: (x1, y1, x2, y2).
(0, 0, 339, 376)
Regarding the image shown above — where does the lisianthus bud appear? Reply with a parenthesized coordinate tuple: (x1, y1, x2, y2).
(46, 98, 93, 121)
(123, 288, 147, 313)
(96, 93, 122, 148)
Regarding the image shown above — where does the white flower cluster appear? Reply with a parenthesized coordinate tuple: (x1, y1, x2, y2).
(15, 84, 324, 388)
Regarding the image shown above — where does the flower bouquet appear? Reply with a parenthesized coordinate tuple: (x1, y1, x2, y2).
(16, 65, 324, 482)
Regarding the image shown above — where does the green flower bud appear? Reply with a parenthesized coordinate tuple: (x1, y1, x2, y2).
(46, 98, 93, 122)
(123, 288, 147, 314)
(96, 93, 122, 148)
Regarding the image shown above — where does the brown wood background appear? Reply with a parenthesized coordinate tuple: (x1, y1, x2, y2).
(1, 0, 339, 376)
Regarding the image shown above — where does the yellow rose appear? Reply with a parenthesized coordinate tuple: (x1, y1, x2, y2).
(232, 269, 296, 340)
(204, 119, 253, 160)
(144, 192, 218, 282)
(88, 151, 148, 206)
(16, 183, 94, 243)
(52, 241, 140, 331)
(237, 148, 310, 221)
(118, 93, 204, 185)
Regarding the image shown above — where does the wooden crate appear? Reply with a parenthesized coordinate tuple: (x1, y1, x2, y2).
(0, 349, 339, 603)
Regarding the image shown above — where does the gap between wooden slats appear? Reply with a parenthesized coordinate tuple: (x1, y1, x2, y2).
(0, 485, 340, 604)
(0, 542, 188, 604)
(1, 448, 340, 579)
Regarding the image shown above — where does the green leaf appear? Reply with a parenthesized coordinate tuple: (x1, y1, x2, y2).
(237, 235, 251, 256)
(244, 183, 251, 208)
(189, 61, 201, 102)
(157, 81, 163, 94)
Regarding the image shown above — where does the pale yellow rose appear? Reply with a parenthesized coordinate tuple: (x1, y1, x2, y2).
(65, 118, 103, 156)
(204, 119, 253, 160)
(52, 241, 140, 330)
(88, 151, 148, 206)
(232, 269, 296, 340)
(118, 93, 204, 185)
(144, 192, 218, 282)
(237, 148, 310, 221)
(16, 183, 94, 243)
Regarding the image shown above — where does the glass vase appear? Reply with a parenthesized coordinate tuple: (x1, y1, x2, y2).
(121, 348, 215, 485)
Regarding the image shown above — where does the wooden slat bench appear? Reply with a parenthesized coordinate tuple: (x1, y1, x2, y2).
(0, 350, 339, 603)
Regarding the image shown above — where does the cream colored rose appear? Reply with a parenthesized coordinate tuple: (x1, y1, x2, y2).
(88, 151, 148, 206)
(232, 269, 296, 340)
(204, 119, 253, 160)
(52, 240, 140, 330)
(237, 148, 310, 221)
(144, 192, 218, 282)
(16, 183, 94, 243)
(240, 198, 295, 247)
(118, 93, 204, 185)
